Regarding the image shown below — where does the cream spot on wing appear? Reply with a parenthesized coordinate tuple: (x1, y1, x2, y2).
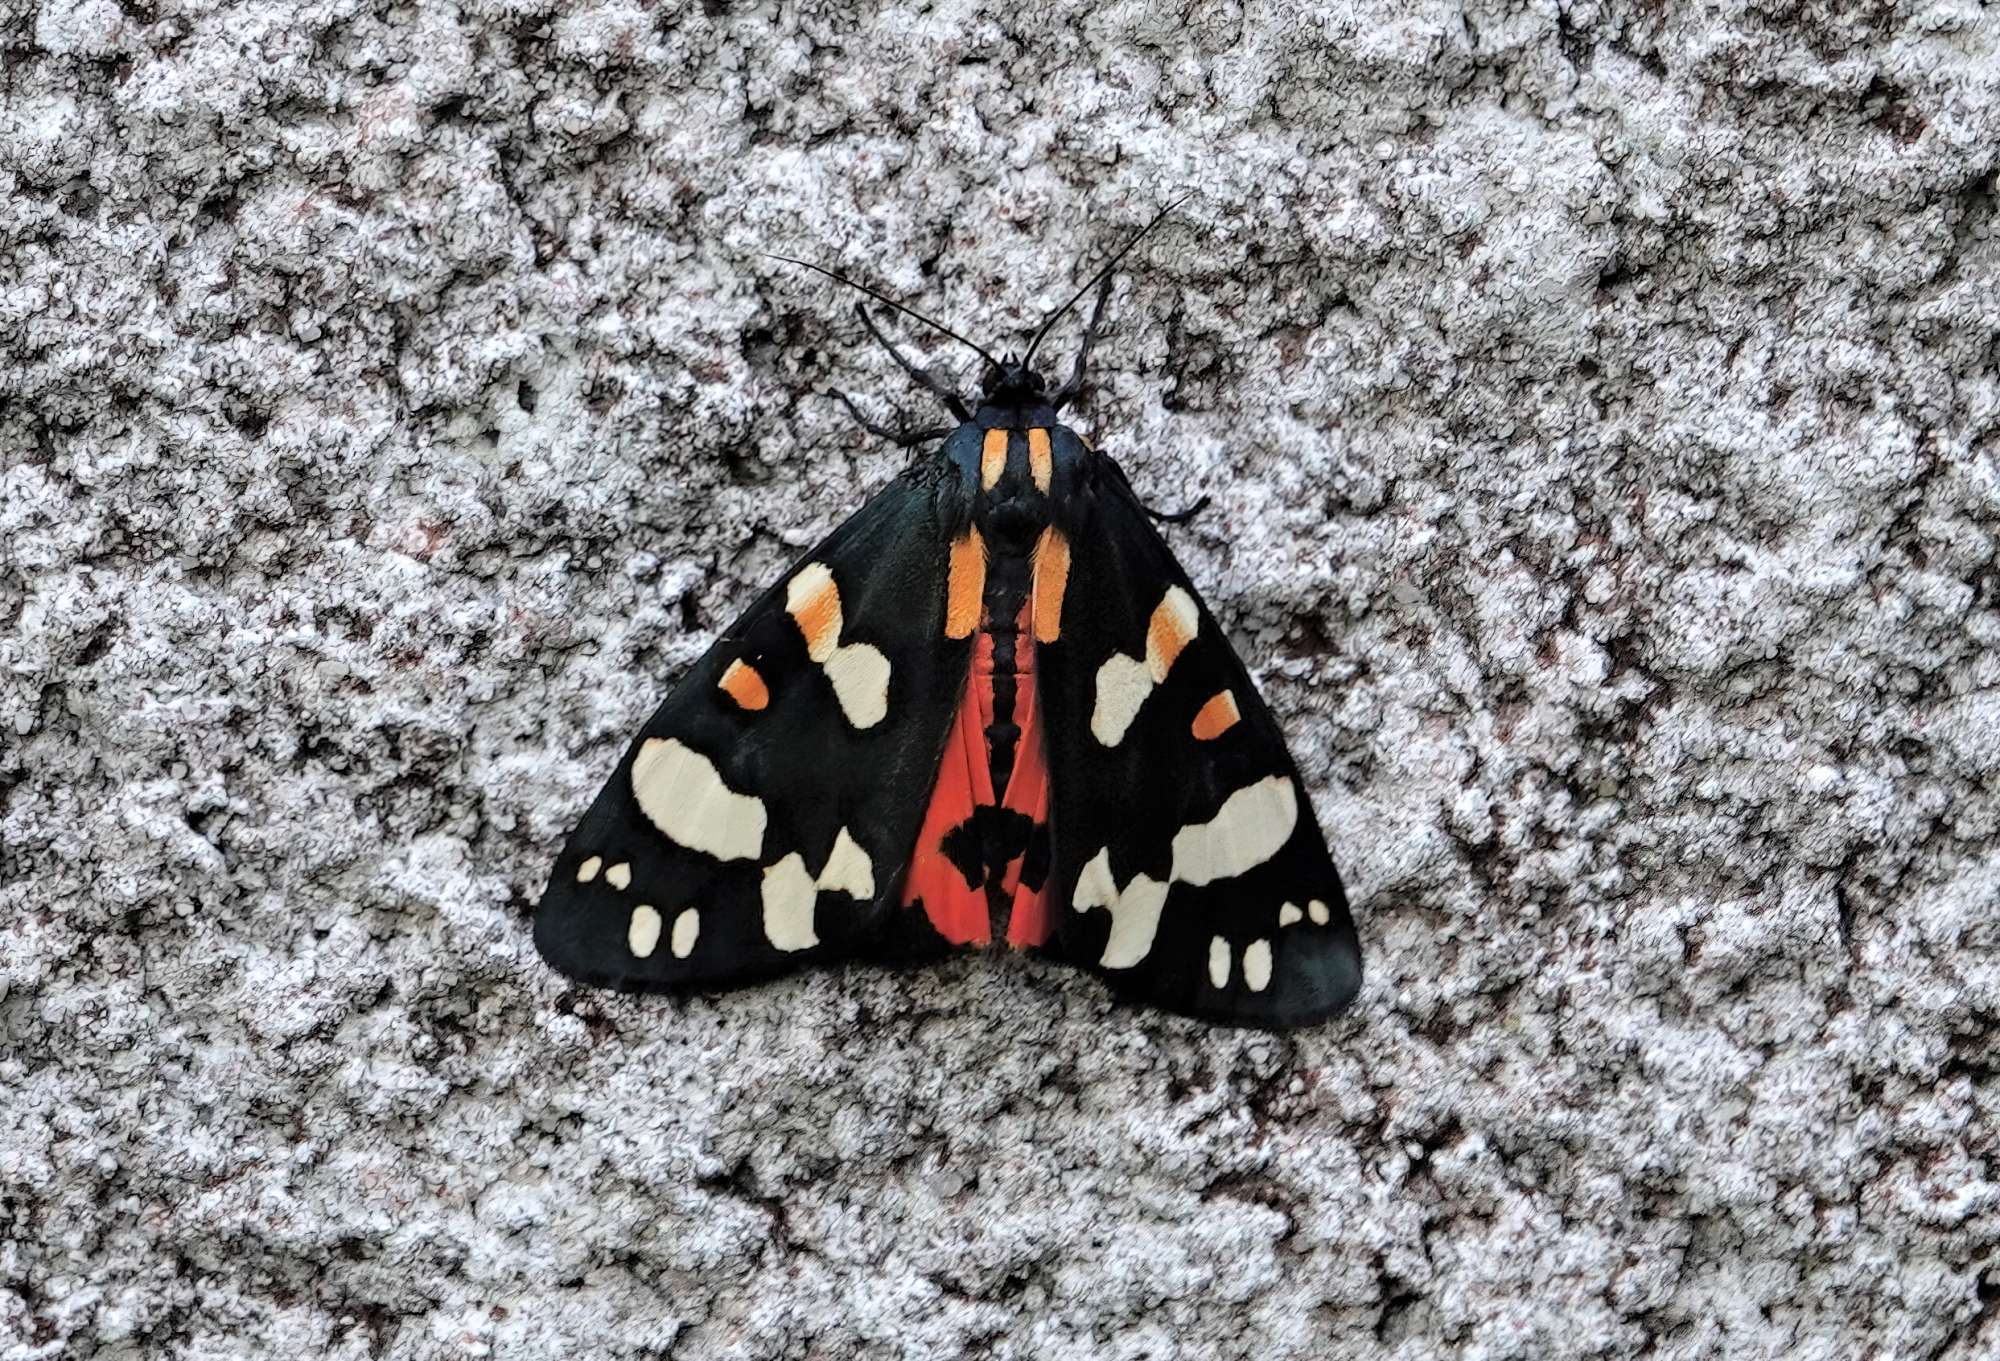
(605, 862, 632, 891)
(1170, 775, 1298, 887)
(1071, 848, 1171, 969)
(1308, 898, 1330, 926)
(786, 562, 843, 663)
(1144, 586, 1199, 682)
(1279, 902, 1304, 928)
(671, 908, 699, 959)
(824, 642, 891, 729)
(627, 905, 663, 958)
(576, 856, 602, 883)
(817, 827, 875, 900)
(1208, 936, 1231, 989)
(1090, 653, 1152, 747)
(761, 854, 819, 952)
(629, 737, 767, 861)
(1243, 938, 1273, 992)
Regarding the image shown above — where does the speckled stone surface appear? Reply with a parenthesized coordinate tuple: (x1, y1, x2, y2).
(4, 2, 1999, 1357)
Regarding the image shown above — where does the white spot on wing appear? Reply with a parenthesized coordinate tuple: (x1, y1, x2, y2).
(576, 856, 601, 883)
(761, 854, 819, 952)
(755, 832, 877, 957)
(1243, 938, 1273, 992)
(1208, 937, 1231, 989)
(1171, 776, 1297, 886)
(817, 827, 875, 900)
(1072, 848, 1170, 969)
(630, 737, 766, 862)
(1071, 776, 1305, 972)
(824, 642, 891, 729)
(628, 905, 662, 958)
(671, 908, 699, 959)
(605, 862, 631, 891)
(1308, 899, 1330, 925)
(1090, 653, 1152, 747)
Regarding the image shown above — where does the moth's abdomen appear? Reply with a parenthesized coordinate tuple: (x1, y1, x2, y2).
(899, 598, 1054, 950)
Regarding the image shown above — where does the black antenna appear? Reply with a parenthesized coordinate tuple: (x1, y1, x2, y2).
(765, 254, 1002, 372)
(1020, 198, 1186, 369)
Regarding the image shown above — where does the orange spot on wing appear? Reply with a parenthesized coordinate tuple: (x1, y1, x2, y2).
(718, 659, 770, 711)
(1191, 688, 1240, 740)
(945, 526, 986, 640)
(1031, 527, 1069, 643)
(980, 428, 1008, 490)
(1026, 428, 1052, 492)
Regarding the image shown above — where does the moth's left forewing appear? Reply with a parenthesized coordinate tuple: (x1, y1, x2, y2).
(534, 470, 974, 992)
(1035, 456, 1362, 1028)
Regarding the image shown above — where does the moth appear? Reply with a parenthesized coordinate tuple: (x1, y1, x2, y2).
(534, 211, 1362, 1028)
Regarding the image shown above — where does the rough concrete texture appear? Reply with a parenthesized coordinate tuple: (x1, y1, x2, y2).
(3, 0, 1999, 1356)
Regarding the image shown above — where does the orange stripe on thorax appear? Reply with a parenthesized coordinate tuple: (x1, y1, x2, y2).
(980, 429, 1008, 490)
(1031, 527, 1069, 643)
(945, 526, 986, 639)
(1026, 428, 1052, 492)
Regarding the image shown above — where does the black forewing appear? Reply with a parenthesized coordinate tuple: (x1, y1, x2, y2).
(535, 468, 973, 992)
(1036, 459, 1362, 1027)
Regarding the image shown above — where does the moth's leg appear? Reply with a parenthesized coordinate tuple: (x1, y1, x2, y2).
(1139, 494, 1210, 525)
(1048, 273, 1116, 412)
(854, 303, 973, 422)
(827, 391, 954, 448)
(1104, 458, 1210, 524)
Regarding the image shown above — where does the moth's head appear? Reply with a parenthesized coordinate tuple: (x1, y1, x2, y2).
(981, 353, 1046, 402)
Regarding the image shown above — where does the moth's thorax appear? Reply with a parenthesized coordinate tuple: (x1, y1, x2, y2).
(944, 414, 1090, 557)
(973, 399, 1058, 430)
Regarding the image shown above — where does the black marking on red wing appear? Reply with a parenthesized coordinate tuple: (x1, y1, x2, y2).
(534, 467, 976, 992)
(939, 805, 1035, 891)
(1034, 457, 1362, 1028)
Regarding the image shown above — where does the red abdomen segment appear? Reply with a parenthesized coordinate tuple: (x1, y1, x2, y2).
(901, 604, 1054, 948)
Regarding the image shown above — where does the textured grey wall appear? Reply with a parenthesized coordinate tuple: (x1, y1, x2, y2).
(4, 0, 1999, 1357)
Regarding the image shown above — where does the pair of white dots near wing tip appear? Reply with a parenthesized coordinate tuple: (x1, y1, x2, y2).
(628, 905, 700, 960)
(1208, 936, 1272, 988)
(577, 855, 632, 891)
(1278, 898, 1331, 928)
(1208, 936, 1274, 993)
